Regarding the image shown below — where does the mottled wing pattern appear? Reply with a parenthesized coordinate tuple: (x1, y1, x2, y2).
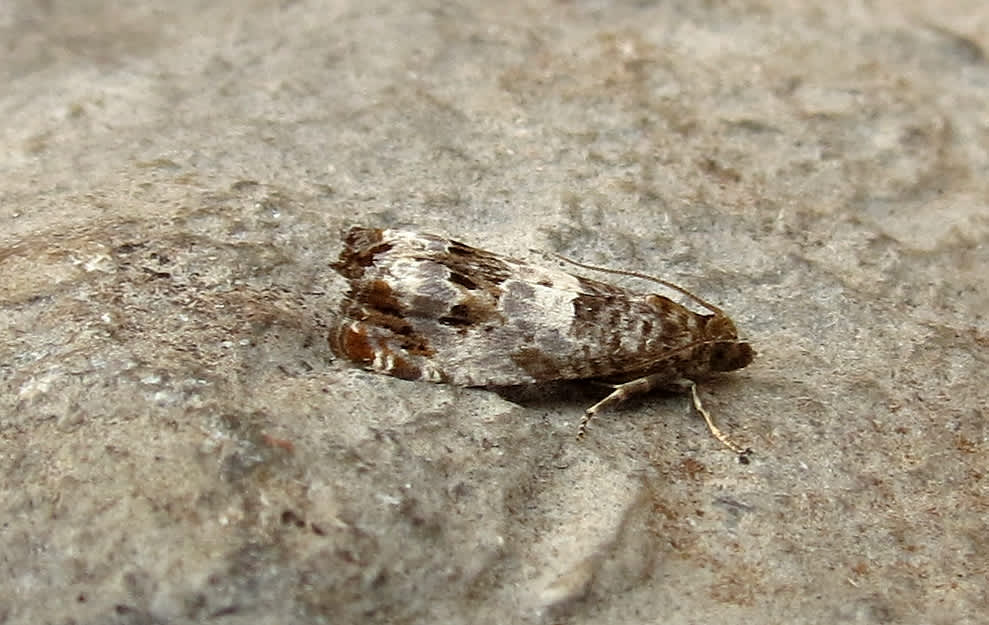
(330, 227, 714, 387)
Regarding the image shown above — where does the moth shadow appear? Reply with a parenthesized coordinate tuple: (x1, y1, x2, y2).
(488, 382, 594, 412)
(488, 380, 681, 415)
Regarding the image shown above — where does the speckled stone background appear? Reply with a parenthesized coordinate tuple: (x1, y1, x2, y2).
(2, 1, 987, 624)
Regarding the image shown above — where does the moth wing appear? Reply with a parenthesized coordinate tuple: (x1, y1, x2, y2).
(333, 227, 702, 386)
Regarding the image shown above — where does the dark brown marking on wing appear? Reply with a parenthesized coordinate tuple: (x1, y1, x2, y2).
(570, 292, 624, 358)
(330, 322, 427, 381)
(330, 310, 435, 378)
(339, 300, 435, 357)
(331, 323, 376, 363)
(387, 319, 434, 357)
(355, 279, 403, 315)
(343, 226, 384, 250)
(645, 295, 696, 346)
(447, 239, 475, 256)
(448, 271, 479, 290)
(387, 355, 423, 380)
(333, 227, 393, 279)
(575, 276, 625, 297)
(568, 277, 634, 370)
(440, 240, 513, 286)
(439, 302, 486, 327)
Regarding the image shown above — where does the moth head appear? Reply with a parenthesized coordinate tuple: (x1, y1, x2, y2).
(700, 314, 755, 373)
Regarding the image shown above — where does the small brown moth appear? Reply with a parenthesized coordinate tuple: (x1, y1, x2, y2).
(330, 227, 755, 455)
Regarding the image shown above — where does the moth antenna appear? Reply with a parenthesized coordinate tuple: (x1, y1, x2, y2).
(544, 252, 725, 316)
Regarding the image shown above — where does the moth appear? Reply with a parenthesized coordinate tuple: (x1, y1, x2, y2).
(330, 226, 755, 455)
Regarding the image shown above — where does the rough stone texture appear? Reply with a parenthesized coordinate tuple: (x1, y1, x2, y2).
(2, 1, 987, 624)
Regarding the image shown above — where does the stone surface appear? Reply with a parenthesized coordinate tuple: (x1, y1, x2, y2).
(2, 1, 988, 624)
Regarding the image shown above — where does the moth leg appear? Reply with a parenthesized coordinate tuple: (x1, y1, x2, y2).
(577, 374, 668, 440)
(673, 379, 750, 457)
(578, 377, 750, 458)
